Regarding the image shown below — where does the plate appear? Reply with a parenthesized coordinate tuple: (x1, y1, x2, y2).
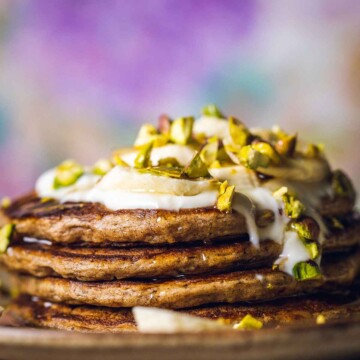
(1, 320, 360, 360)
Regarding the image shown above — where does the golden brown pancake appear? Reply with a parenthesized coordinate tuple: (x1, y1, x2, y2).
(5, 292, 360, 333)
(2, 193, 355, 245)
(10, 249, 360, 309)
(1, 221, 359, 281)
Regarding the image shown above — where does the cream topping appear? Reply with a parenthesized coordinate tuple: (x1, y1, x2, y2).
(274, 231, 314, 276)
(36, 166, 219, 211)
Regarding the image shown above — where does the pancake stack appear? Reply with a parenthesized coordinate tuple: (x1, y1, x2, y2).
(0, 105, 359, 332)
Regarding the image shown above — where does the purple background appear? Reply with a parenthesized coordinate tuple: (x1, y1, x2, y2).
(0, 0, 360, 200)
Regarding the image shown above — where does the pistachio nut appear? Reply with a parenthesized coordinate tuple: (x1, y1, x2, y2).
(239, 145, 270, 170)
(229, 117, 250, 147)
(292, 261, 321, 281)
(216, 181, 235, 212)
(233, 314, 263, 330)
(331, 170, 356, 199)
(54, 160, 84, 189)
(0, 223, 14, 254)
(93, 158, 114, 176)
(201, 104, 224, 118)
(134, 142, 153, 169)
(170, 117, 194, 145)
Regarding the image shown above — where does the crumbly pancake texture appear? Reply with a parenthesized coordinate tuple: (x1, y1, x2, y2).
(11, 250, 360, 309)
(2, 220, 359, 281)
(3, 193, 355, 245)
(6, 293, 360, 333)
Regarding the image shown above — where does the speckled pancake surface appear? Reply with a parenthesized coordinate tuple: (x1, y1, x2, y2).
(2, 192, 355, 245)
(2, 219, 359, 281)
(11, 249, 360, 309)
(6, 293, 360, 333)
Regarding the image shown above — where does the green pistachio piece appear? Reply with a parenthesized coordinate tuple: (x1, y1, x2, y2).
(239, 145, 270, 170)
(282, 193, 306, 219)
(54, 160, 84, 189)
(200, 137, 219, 165)
(157, 157, 181, 168)
(304, 240, 320, 260)
(158, 114, 172, 135)
(137, 166, 183, 178)
(0, 223, 14, 254)
(134, 124, 168, 148)
(134, 142, 153, 169)
(331, 170, 356, 199)
(289, 217, 320, 240)
(182, 149, 209, 178)
(275, 134, 297, 157)
(112, 154, 130, 167)
(233, 314, 263, 330)
(201, 104, 224, 118)
(93, 159, 114, 176)
(170, 117, 194, 145)
(252, 142, 281, 165)
(1, 197, 11, 209)
(229, 117, 250, 147)
(293, 261, 321, 281)
(304, 143, 324, 158)
(216, 181, 235, 212)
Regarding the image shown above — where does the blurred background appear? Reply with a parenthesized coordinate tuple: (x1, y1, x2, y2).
(0, 0, 359, 198)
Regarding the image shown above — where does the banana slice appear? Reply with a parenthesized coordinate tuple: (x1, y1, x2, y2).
(120, 144, 196, 167)
(258, 156, 331, 183)
(209, 165, 259, 192)
(133, 307, 231, 333)
(97, 166, 218, 196)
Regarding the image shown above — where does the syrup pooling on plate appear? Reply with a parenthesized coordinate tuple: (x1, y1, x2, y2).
(34, 104, 355, 280)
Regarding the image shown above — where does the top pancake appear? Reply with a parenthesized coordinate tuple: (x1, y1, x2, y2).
(2, 192, 356, 245)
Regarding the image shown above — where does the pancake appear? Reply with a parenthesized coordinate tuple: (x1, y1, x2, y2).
(5, 292, 360, 333)
(2, 193, 354, 245)
(2, 221, 359, 281)
(10, 249, 360, 309)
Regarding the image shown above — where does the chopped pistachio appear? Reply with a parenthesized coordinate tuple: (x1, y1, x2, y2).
(233, 314, 263, 330)
(275, 134, 297, 157)
(229, 117, 250, 147)
(209, 160, 221, 168)
(304, 240, 320, 260)
(201, 104, 224, 118)
(134, 124, 168, 148)
(1, 197, 11, 209)
(200, 137, 219, 165)
(54, 160, 84, 189)
(170, 117, 194, 145)
(0, 223, 14, 254)
(282, 193, 306, 219)
(93, 158, 113, 176)
(216, 181, 235, 212)
(40, 197, 54, 203)
(304, 143, 324, 158)
(112, 153, 130, 167)
(273, 186, 288, 199)
(331, 170, 356, 199)
(293, 261, 321, 281)
(182, 149, 209, 178)
(316, 314, 326, 325)
(137, 166, 183, 178)
(134, 142, 153, 169)
(157, 157, 181, 168)
(239, 145, 270, 170)
(289, 217, 320, 240)
(252, 142, 281, 165)
(158, 114, 172, 135)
